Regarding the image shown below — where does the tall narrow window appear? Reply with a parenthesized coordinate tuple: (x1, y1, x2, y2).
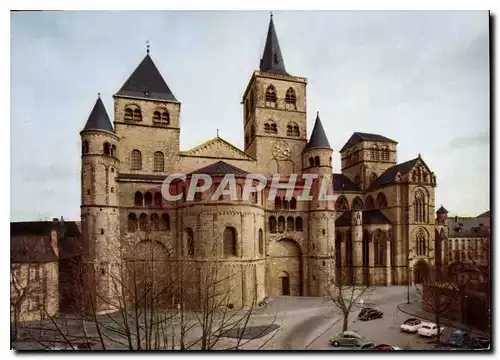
(295, 217, 303, 232)
(154, 192, 162, 207)
(131, 150, 142, 170)
(258, 229, 264, 255)
(314, 156, 320, 166)
(309, 157, 314, 167)
(275, 196, 282, 210)
(269, 216, 277, 233)
(185, 228, 194, 256)
(285, 88, 296, 110)
(82, 140, 89, 154)
(111, 144, 116, 157)
(286, 216, 294, 232)
(134, 192, 143, 206)
(151, 213, 160, 231)
(265, 85, 277, 107)
(414, 189, 425, 223)
(144, 192, 153, 207)
(128, 213, 137, 232)
(103, 142, 110, 155)
(133, 108, 142, 121)
(154, 151, 164, 172)
(287, 125, 293, 136)
(290, 197, 297, 210)
(139, 213, 148, 231)
(124, 107, 134, 121)
(161, 111, 170, 125)
(223, 227, 237, 257)
(162, 213, 170, 231)
(278, 216, 285, 233)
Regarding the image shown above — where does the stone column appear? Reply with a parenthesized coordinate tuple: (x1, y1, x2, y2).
(369, 238, 375, 284)
(386, 240, 392, 285)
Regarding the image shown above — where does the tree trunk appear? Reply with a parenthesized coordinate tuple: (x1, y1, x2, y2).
(435, 313, 441, 345)
(342, 313, 349, 332)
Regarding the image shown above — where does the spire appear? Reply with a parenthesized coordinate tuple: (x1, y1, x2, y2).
(82, 95, 114, 132)
(259, 13, 289, 75)
(436, 205, 448, 214)
(115, 53, 178, 102)
(304, 111, 331, 151)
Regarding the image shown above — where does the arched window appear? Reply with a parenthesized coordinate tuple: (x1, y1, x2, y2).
(270, 123, 277, 134)
(376, 192, 388, 209)
(162, 213, 170, 231)
(144, 192, 153, 207)
(416, 228, 427, 256)
(290, 197, 297, 210)
(134, 191, 143, 206)
(285, 87, 296, 110)
(275, 196, 282, 210)
(335, 196, 349, 211)
(286, 216, 294, 232)
(373, 230, 385, 266)
(154, 192, 162, 207)
(278, 216, 285, 233)
(309, 157, 314, 167)
(161, 111, 170, 125)
(265, 85, 277, 107)
(185, 228, 194, 256)
(286, 125, 293, 136)
(380, 147, 389, 161)
(414, 189, 425, 223)
(151, 213, 160, 231)
(295, 217, 303, 232)
(269, 216, 277, 233)
(370, 145, 378, 160)
(287, 122, 299, 137)
(283, 199, 289, 210)
(223, 227, 237, 257)
(314, 156, 320, 166)
(131, 150, 142, 170)
(154, 152, 164, 172)
(153, 111, 161, 123)
(293, 125, 300, 136)
(133, 108, 142, 121)
(365, 195, 375, 210)
(82, 140, 89, 154)
(370, 172, 377, 184)
(124, 107, 133, 121)
(264, 124, 270, 133)
(103, 142, 110, 155)
(139, 213, 148, 231)
(111, 144, 116, 157)
(352, 197, 364, 211)
(128, 213, 137, 233)
(258, 229, 264, 255)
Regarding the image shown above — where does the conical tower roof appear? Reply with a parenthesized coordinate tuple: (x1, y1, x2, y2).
(82, 96, 114, 132)
(304, 112, 331, 151)
(259, 14, 289, 75)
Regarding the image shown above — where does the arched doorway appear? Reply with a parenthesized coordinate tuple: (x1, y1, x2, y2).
(413, 259, 429, 284)
(267, 239, 303, 296)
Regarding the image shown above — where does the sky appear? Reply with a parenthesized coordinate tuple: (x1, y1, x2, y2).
(10, 10, 490, 221)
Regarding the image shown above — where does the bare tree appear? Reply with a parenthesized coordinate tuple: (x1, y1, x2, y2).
(326, 270, 373, 332)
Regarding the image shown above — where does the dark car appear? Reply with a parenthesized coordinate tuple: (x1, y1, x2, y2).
(449, 330, 470, 347)
(470, 336, 490, 350)
(359, 309, 383, 321)
(358, 307, 376, 318)
(371, 344, 396, 351)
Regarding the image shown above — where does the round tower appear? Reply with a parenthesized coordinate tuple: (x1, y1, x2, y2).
(435, 205, 449, 266)
(304, 112, 335, 296)
(80, 94, 120, 314)
(351, 201, 363, 285)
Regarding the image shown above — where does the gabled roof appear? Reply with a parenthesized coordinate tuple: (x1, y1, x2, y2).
(436, 205, 448, 214)
(181, 136, 256, 161)
(259, 14, 289, 75)
(82, 97, 114, 132)
(304, 112, 331, 152)
(115, 54, 178, 102)
(366, 157, 419, 192)
(333, 173, 361, 192)
(340, 132, 397, 153)
(188, 161, 249, 177)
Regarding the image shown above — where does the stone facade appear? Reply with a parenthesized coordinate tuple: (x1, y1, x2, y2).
(79, 16, 445, 312)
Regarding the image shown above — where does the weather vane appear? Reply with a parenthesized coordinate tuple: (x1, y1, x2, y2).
(146, 40, 150, 55)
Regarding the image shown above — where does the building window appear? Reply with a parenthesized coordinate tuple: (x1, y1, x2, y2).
(103, 142, 111, 155)
(134, 191, 143, 206)
(376, 192, 388, 209)
(314, 156, 320, 166)
(154, 192, 162, 207)
(128, 213, 137, 232)
(223, 227, 237, 257)
(370, 145, 378, 160)
(309, 157, 314, 167)
(82, 140, 89, 154)
(269, 216, 277, 233)
(139, 213, 148, 231)
(265, 85, 277, 107)
(185, 228, 194, 257)
(274, 196, 282, 210)
(144, 192, 153, 207)
(414, 189, 425, 223)
(124, 106, 142, 121)
(287, 216, 294, 232)
(153, 110, 170, 126)
(151, 213, 160, 231)
(131, 149, 142, 170)
(335, 196, 349, 211)
(258, 229, 264, 255)
(290, 197, 297, 210)
(295, 217, 303, 232)
(287, 122, 299, 136)
(416, 228, 427, 256)
(154, 152, 165, 172)
(265, 120, 277, 134)
(285, 87, 296, 110)
(278, 216, 285, 233)
(162, 213, 170, 231)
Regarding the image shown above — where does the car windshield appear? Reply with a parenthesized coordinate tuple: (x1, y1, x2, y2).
(422, 325, 431, 329)
(404, 320, 415, 325)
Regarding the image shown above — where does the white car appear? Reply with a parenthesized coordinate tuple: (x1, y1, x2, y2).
(417, 322, 445, 337)
(400, 318, 423, 333)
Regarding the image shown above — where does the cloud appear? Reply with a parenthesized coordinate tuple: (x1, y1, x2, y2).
(448, 132, 490, 149)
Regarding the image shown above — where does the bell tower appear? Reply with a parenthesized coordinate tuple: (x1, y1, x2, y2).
(242, 14, 308, 176)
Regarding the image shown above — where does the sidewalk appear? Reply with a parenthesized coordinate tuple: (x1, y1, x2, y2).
(397, 301, 489, 338)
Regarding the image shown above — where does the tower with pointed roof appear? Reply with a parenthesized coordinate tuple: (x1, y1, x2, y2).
(242, 14, 308, 176)
(80, 95, 121, 314)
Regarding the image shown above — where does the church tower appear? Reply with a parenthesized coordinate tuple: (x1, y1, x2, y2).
(80, 95, 121, 314)
(242, 14, 308, 176)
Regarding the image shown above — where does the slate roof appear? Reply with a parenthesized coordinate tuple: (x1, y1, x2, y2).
(304, 112, 331, 152)
(366, 157, 419, 192)
(115, 54, 178, 102)
(477, 210, 490, 218)
(436, 205, 448, 214)
(82, 97, 114, 132)
(333, 173, 361, 192)
(340, 132, 398, 153)
(259, 14, 289, 75)
(335, 210, 391, 227)
(189, 161, 249, 177)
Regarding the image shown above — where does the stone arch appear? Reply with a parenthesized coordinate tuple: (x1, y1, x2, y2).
(376, 192, 388, 209)
(365, 195, 375, 210)
(268, 238, 303, 296)
(352, 197, 364, 210)
(413, 259, 430, 284)
(335, 195, 349, 211)
(223, 227, 237, 257)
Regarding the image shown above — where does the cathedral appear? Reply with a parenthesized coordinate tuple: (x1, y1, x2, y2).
(80, 15, 447, 312)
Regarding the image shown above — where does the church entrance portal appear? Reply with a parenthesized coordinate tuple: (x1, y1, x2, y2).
(267, 239, 303, 296)
(280, 272, 291, 295)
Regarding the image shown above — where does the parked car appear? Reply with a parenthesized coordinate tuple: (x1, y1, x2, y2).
(358, 307, 376, 318)
(470, 336, 490, 350)
(329, 331, 362, 347)
(353, 341, 374, 350)
(417, 323, 445, 337)
(448, 330, 470, 347)
(400, 318, 423, 333)
(371, 344, 395, 351)
(358, 309, 383, 321)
